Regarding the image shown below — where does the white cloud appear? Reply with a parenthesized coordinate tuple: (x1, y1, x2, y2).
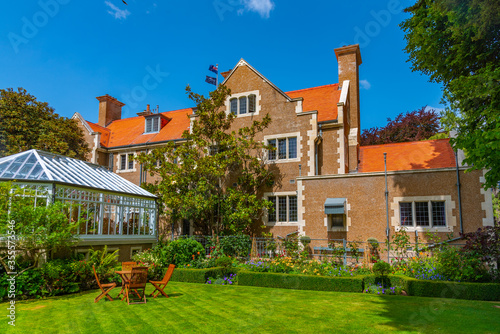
(241, 0, 275, 19)
(105, 1, 131, 20)
(359, 79, 371, 90)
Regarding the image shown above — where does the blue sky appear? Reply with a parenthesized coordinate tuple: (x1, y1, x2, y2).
(0, 0, 444, 130)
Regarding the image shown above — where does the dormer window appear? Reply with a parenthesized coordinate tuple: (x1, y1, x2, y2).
(145, 116, 160, 133)
(226, 90, 260, 117)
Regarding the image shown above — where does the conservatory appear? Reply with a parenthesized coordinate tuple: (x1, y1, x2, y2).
(0, 150, 158, 247)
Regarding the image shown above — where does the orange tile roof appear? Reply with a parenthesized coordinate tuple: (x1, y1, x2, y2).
(286, 84, 340, 122)
(88, 122, 111, 147)
(358, 139, 456, 173)
(88, 108, 193, 148)
(87, 84, 341, 148)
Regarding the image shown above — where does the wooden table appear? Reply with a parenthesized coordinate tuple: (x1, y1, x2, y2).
(115, 270, 131, 299)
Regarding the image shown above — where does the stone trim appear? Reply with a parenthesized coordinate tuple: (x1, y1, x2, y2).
(307, 113, 318, 176)
(390, 195, 456, 232)
(297, 180, 305, 236)
(480, 171, 494, 226)
(263, 132, 302, 164)
(225, 90, 261, 117)
(263, 191, 299, 227)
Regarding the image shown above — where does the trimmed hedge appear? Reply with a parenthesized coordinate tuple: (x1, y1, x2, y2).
(363, 275, 500, 301)
(238, 271, 363, 292)
(171, 267, 239, 284)
(403, 277, 500, 301)
(170, 268, 500, 301)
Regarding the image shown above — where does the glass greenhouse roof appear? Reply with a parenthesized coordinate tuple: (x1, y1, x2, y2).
(0, 150, 155, 198)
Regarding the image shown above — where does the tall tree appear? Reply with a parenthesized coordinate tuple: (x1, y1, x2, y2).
(0, 88, 89, 159)
(361, 106, 440, 146)
(136, 85, 274, 236)
(400, 0, 500, 188)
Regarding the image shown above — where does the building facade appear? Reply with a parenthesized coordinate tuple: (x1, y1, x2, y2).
(73, 44, 494, 246)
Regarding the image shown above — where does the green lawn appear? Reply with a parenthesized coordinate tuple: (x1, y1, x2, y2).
(1, 282, 499, 333)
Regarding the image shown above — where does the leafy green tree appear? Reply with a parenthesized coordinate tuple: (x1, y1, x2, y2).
(361, 106, 440, 146)
(0, 182, 80, 274)
(136, 85, 274, 236)
(401, 0, 500, 188)
(0, 88, 89, 159)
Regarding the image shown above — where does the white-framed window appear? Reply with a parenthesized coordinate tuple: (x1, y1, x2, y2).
(266, 193, 298, 225)
(118, 153, 136, 172)
(391, 195, 456, 232)
(264, 132, 300, 163)
(145, 116, 160, 133)
(399, 201, 446, 228)
(130, 246, 142, 259)
(226, 90, 260, 117)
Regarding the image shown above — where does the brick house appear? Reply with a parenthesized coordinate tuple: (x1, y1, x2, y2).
(73, 44, 494, 247)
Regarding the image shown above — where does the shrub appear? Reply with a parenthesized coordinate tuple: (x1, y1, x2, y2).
(217, 234, 252, 258)
(215, 256, 232, 268)
(165, 238, 205, 266)
(170, 267, 239, 284)
(372, 261, 391, 277)
(435, 246, 488, 282)
(238, 271, 363, 292)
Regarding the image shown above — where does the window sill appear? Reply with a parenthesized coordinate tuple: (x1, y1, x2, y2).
(116, 168, 137, 174)
(266, 158, 300, 164)
(395, 226, 452, 233)
(265, 222, 298, 227)
(329, 227, 347, 232)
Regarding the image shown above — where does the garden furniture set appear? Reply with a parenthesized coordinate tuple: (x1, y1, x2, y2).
(93, 263, 176, 305)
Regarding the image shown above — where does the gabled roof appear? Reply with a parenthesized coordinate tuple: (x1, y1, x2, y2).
(88, 108, 193, 148)
(0, 149, 155, 198)
(286, 84, 341, 122)
(358, 139, 456, 173)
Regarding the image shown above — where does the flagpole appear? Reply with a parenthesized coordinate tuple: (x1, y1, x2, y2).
(216, 63, 218, 87)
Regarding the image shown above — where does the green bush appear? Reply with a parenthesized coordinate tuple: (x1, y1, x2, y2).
(372, 261, 391, 277)
(170, 267, 239, 284)
(166, 238, 205, 266)
(404, 277, 500, 301)
(215, 256, 232, 268)
(217, 234, 252, 258)
(238, 271, 363, 292)
(435, 246, 489, 282)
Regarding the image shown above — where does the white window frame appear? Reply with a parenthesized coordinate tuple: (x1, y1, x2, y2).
(264, 191, 298, 226)
(264, 132, 301, 163)
(116, 153, 137, 173)
(144, 116, 161, 134)
(391, 195, 456, 232)
(225, 90, 260, 117)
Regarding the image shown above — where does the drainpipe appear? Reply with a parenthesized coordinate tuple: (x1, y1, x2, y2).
(384, 153, 390, 262)
(455, 151, 464, 235)
(315, 125, 323, 176)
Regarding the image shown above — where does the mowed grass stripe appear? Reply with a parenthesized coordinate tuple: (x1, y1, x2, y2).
(2, 282, 500, 334)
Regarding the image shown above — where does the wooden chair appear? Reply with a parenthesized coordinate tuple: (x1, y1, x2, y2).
(117, 261, 137, 298)
(125, 266, 149, 305)
(93, 265, 116, 303)
(149, 264, 176, 298)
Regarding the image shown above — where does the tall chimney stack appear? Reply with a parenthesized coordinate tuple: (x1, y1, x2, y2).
(334, 44, 362, 172)
(96, 95, 125, 127)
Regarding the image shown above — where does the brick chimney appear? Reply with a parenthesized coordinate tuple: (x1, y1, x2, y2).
(96, 95, 125, 127)
(221, 69, 232, 79)
(335, 44, 362, 172)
